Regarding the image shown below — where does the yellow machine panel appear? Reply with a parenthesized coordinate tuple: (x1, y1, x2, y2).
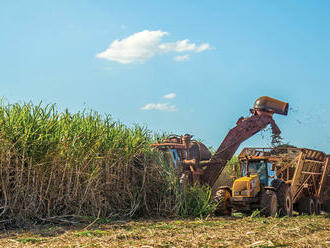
(232, 175, 260, 197)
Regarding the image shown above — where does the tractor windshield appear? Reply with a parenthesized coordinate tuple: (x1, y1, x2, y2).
(242, 160, 267, 185)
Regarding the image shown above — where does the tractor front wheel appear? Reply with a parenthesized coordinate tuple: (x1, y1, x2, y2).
(261, 190, 278, 217)
(213, 188, 232, 216)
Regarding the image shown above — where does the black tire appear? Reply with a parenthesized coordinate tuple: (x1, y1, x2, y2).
(261, 190, 278, 217)
(297, 198, 305, 214)
(323, 199, 330, 213)
(314, 198, 321, 215)
(307, 198, 316, 215)
(297, 198, 307, 215)
(298, 197, 315, 215)
(276, 184, 293, 216)
(213, 189, 232, 216)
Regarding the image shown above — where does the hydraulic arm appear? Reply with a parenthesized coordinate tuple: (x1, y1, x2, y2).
(152, 96, 289, 188)
(202, 110, 281, 187)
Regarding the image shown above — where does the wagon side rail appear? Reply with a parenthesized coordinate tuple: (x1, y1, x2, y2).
(317, 155, 330, 200)
(291, 150, 328, 203)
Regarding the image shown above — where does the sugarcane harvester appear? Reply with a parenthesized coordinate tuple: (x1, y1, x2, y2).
(152, 97, 289, 209)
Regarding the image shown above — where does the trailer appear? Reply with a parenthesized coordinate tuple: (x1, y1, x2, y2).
(232, 147, 330, 215)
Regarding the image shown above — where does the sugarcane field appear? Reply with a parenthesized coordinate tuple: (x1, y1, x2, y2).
(1, 1, 330, 248)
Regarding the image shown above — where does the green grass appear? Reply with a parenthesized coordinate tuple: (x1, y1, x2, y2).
(75, 230, 109, 237)
(178, 185, 218, 218)
(2, 215, 328, 247)
(150, 223, 178, 230)
(250, 209, 262, 218)
(15, 237, 46, 244)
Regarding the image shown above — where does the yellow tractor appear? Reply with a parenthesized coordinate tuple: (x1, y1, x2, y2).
(215, 148, 330, 216)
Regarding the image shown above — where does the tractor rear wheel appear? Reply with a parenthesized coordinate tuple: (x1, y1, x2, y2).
(261, 190, 278, 217)
(276, 184, 293, 216)
(213, 188, 232, 216)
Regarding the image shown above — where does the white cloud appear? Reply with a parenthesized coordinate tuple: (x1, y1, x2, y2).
(196, 43, 211, 52)
(163, 93, 176, 99)
(141, 103, 177, 112)
(96, 30, 168, 64)
(159, 39, 211, 53)
(96, 30, 211, 64)
(174, 54, 190, 62)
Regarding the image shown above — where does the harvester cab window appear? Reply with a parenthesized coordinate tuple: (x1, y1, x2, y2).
(169, 149, 180, 169)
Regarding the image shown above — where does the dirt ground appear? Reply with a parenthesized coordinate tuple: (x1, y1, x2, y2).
(0, 215, 329, 248)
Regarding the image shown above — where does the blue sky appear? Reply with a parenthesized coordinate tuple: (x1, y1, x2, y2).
(1, 1, 330, 152)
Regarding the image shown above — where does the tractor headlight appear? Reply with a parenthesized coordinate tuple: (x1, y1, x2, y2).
(240, 190, 248, 196)
(234, 191, 240, 196)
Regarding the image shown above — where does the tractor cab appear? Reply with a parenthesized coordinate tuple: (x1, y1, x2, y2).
(240, 160, 276, 186)
(232, 159, 277, 198)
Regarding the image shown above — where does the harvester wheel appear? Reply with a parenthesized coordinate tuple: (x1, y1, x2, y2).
(261, 190, 278, 217)
(213, 188, 232, 216)
(276, 184, 293, 216)
(297, 197, 315, 215)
